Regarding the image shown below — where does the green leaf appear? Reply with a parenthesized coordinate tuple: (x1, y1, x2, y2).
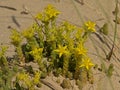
(107, 63, 114, 78)
(101, 63, 106, 72)
(100, 23, 108, 35)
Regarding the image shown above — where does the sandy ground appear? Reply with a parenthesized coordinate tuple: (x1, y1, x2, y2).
(0, 0, 120, 90)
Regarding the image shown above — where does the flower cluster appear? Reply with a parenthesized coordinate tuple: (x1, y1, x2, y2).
(9, 4, 97, 89)
(22, 27, 35, 40)
(16, 72, 32, 88)
(33, 71, 41, 85)
(74, 43, 87, 56)
(16, 71, 41, 89)
(29, 48, 43, 61)
(10, 29, 22, 46)
(44, 4, 60, 19)
(36, 4, 60, 23)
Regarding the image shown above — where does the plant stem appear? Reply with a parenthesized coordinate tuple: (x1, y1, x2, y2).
(107, 0, 118, 61)
(63, 54, 70, 76)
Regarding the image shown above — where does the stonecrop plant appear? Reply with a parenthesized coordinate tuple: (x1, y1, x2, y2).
(16, 71, 41, 90)
(9, 4, 96, 89)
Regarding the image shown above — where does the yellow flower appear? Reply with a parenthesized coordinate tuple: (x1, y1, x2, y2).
(80, 58, 94, 70)
(54, 45, 69, 57)
(17, 73, 26, 80)
(85, 21, 96, 32)
(10, 29, 22, 46)
(63, 21, 76, 31)
(44, 4, 60, 19)
(74, 43, 87, 56)
(17, 72, 32, 87)
(22, 28, 35, 39)
(33, 71, 41, 84)
(35, 13, 43, 20)
(29, 48, 43, 60)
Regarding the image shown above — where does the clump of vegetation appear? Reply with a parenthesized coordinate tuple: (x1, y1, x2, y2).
(0, 3, 115, 90)
(61, 79, 72, 89)
(9, 4, 95, 89)
(15, 71, 41, 90)
(0, 45, 18, 90)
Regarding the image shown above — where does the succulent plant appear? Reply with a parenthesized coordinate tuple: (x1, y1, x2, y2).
(61, 79, 72, 89)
